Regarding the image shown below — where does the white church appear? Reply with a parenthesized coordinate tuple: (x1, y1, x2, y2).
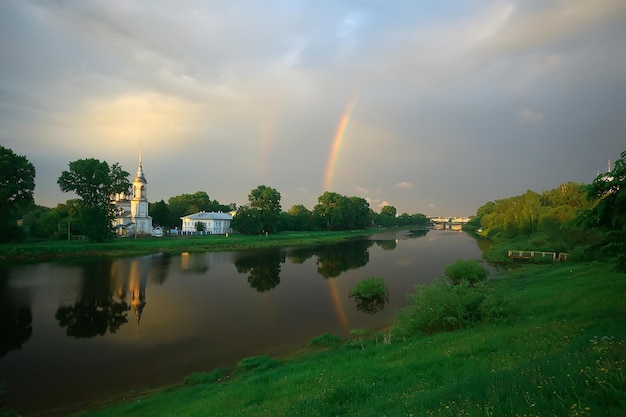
(111, 151, 158, 237)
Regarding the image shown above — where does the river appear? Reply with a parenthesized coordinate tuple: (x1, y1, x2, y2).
(0, 229, 484, 416)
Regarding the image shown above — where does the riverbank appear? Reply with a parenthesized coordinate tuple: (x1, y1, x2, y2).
(13, 259, 619, 417)
(0, 229, 396, 263)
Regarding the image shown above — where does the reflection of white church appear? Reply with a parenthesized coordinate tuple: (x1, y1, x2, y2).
(111, 152, 156, 237)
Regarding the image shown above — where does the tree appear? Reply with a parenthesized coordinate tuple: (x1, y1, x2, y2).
(248, 185, 282, 233)
(58, 158, 130, 241)
(195, 221, 206, 233)
(0, 146, 36, 243)
(231, 206, 263, 235)
(285, 204, 315, 231)
(314, 191, 347, 231)
(168, 191, 232, 221)
(583, 150, 626, 271)
(149, 200, 175, 228)
(379, 205, 398, 227)
(313, 192, 371, 231)
(21, 205, 52, 239)
(345, 196, 372, 230)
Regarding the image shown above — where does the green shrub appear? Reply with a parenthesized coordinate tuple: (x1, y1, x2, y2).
(309, 333, 342, 348)
(395, 277, 466, 336)
(349, 277, 389, 314)
(350, 277, 388, 298)
(444, 259, 489, 285)
(394, 275, 509, 337)
(478, 287, 511, 324)
(237, 355, 280, 372)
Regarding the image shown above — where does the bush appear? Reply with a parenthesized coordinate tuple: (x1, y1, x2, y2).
(444, 259, 489, 286)
(237, 355, 280, 372)
(350, 277, 388, 298)
(349, 277, 389, 313)
(309, 333, 342, 348)
(394, 274, 509, 337)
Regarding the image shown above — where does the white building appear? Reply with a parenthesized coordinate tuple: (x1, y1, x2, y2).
(112, 151, 155, 236)
(181, 211, 233, 235)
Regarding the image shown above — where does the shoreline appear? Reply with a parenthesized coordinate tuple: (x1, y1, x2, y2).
(1, 228, 424, 264)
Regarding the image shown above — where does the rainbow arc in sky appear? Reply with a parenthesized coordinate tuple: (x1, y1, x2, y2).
(323, 96, 357, 192)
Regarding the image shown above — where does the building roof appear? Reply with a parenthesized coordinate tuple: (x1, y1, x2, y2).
(181, 211, 233, 220)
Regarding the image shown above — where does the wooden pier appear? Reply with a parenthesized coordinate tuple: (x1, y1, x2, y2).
(508, 250, 568, 262)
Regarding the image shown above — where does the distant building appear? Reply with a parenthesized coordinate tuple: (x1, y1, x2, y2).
(111, 150, 154, 236)
(181, 211, 233, 235)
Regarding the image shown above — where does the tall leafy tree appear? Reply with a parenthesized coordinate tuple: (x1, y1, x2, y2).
(167, 191, 232, 223)
(379, 205, 398, 227)
(314, 192, 371, 231)
(57, 158, 130, 241)
(314, 191, 347, 231)
(168, 191, 212, 219)
(583, 150, 626, 271)
(248, 185, 282, 233)
(0, 146, 36, 243)
(231, 206, 263, 234)
(149, 200, 175, 229)
(346, 196, 372, 230)
(285, 204, 315, 231)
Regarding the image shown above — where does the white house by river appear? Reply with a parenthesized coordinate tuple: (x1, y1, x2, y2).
(180, 211, 233, 234)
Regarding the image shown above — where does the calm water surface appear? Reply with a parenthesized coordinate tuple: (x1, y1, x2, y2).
(0, 230, 483, 415)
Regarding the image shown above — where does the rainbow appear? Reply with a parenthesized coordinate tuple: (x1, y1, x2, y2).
(323, 96, 357, 192)
(326, 278, 349, 331)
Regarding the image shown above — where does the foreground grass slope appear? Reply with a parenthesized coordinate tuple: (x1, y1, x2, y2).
(63, 261, 625, 417)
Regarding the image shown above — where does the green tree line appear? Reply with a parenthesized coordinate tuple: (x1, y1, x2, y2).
(0, 147, 429, 242)
(465, 149, 626, 271)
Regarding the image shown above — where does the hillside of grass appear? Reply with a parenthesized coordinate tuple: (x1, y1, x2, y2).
(30, 260, 620, 417)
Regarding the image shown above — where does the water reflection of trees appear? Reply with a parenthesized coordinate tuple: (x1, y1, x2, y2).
(55, 255, 166, 338)
(55, 259, 130, 338)
(315, 240, 373, 278)
(407, 229, 429, 238)
(351, 293, 388, 314)
(234, 249, 285, 292)
(149, 253, 172, 284)
(180, 252, 211, 275)
(0, 266, 33, 357)
(286, 239, 375, 279)
(373, 239, 397, 251)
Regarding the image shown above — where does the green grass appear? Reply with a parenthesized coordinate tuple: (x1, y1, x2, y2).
(47, 260, 625, 417)
(0, 229, 379, 263)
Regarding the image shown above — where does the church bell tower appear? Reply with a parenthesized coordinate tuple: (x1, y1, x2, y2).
(130, 146, 152, 235)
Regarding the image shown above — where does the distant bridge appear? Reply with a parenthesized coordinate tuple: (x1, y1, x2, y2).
(508, 250, 568, 262)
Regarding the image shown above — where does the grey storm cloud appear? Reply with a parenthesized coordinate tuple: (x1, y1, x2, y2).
(1, 0, 625, 216)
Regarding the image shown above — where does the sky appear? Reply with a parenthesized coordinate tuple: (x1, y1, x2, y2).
(1, 1, 625, 217)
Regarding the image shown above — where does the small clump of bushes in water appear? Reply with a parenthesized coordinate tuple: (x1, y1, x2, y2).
(349, 277, 389, 314)
(395, 259, 508, 337)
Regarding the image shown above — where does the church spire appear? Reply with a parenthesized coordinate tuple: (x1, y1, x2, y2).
(134, 143, 146, 183)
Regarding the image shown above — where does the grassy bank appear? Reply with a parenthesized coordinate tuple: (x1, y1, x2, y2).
(32, 260, 621, 417)
(0, 229, 385, 263)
